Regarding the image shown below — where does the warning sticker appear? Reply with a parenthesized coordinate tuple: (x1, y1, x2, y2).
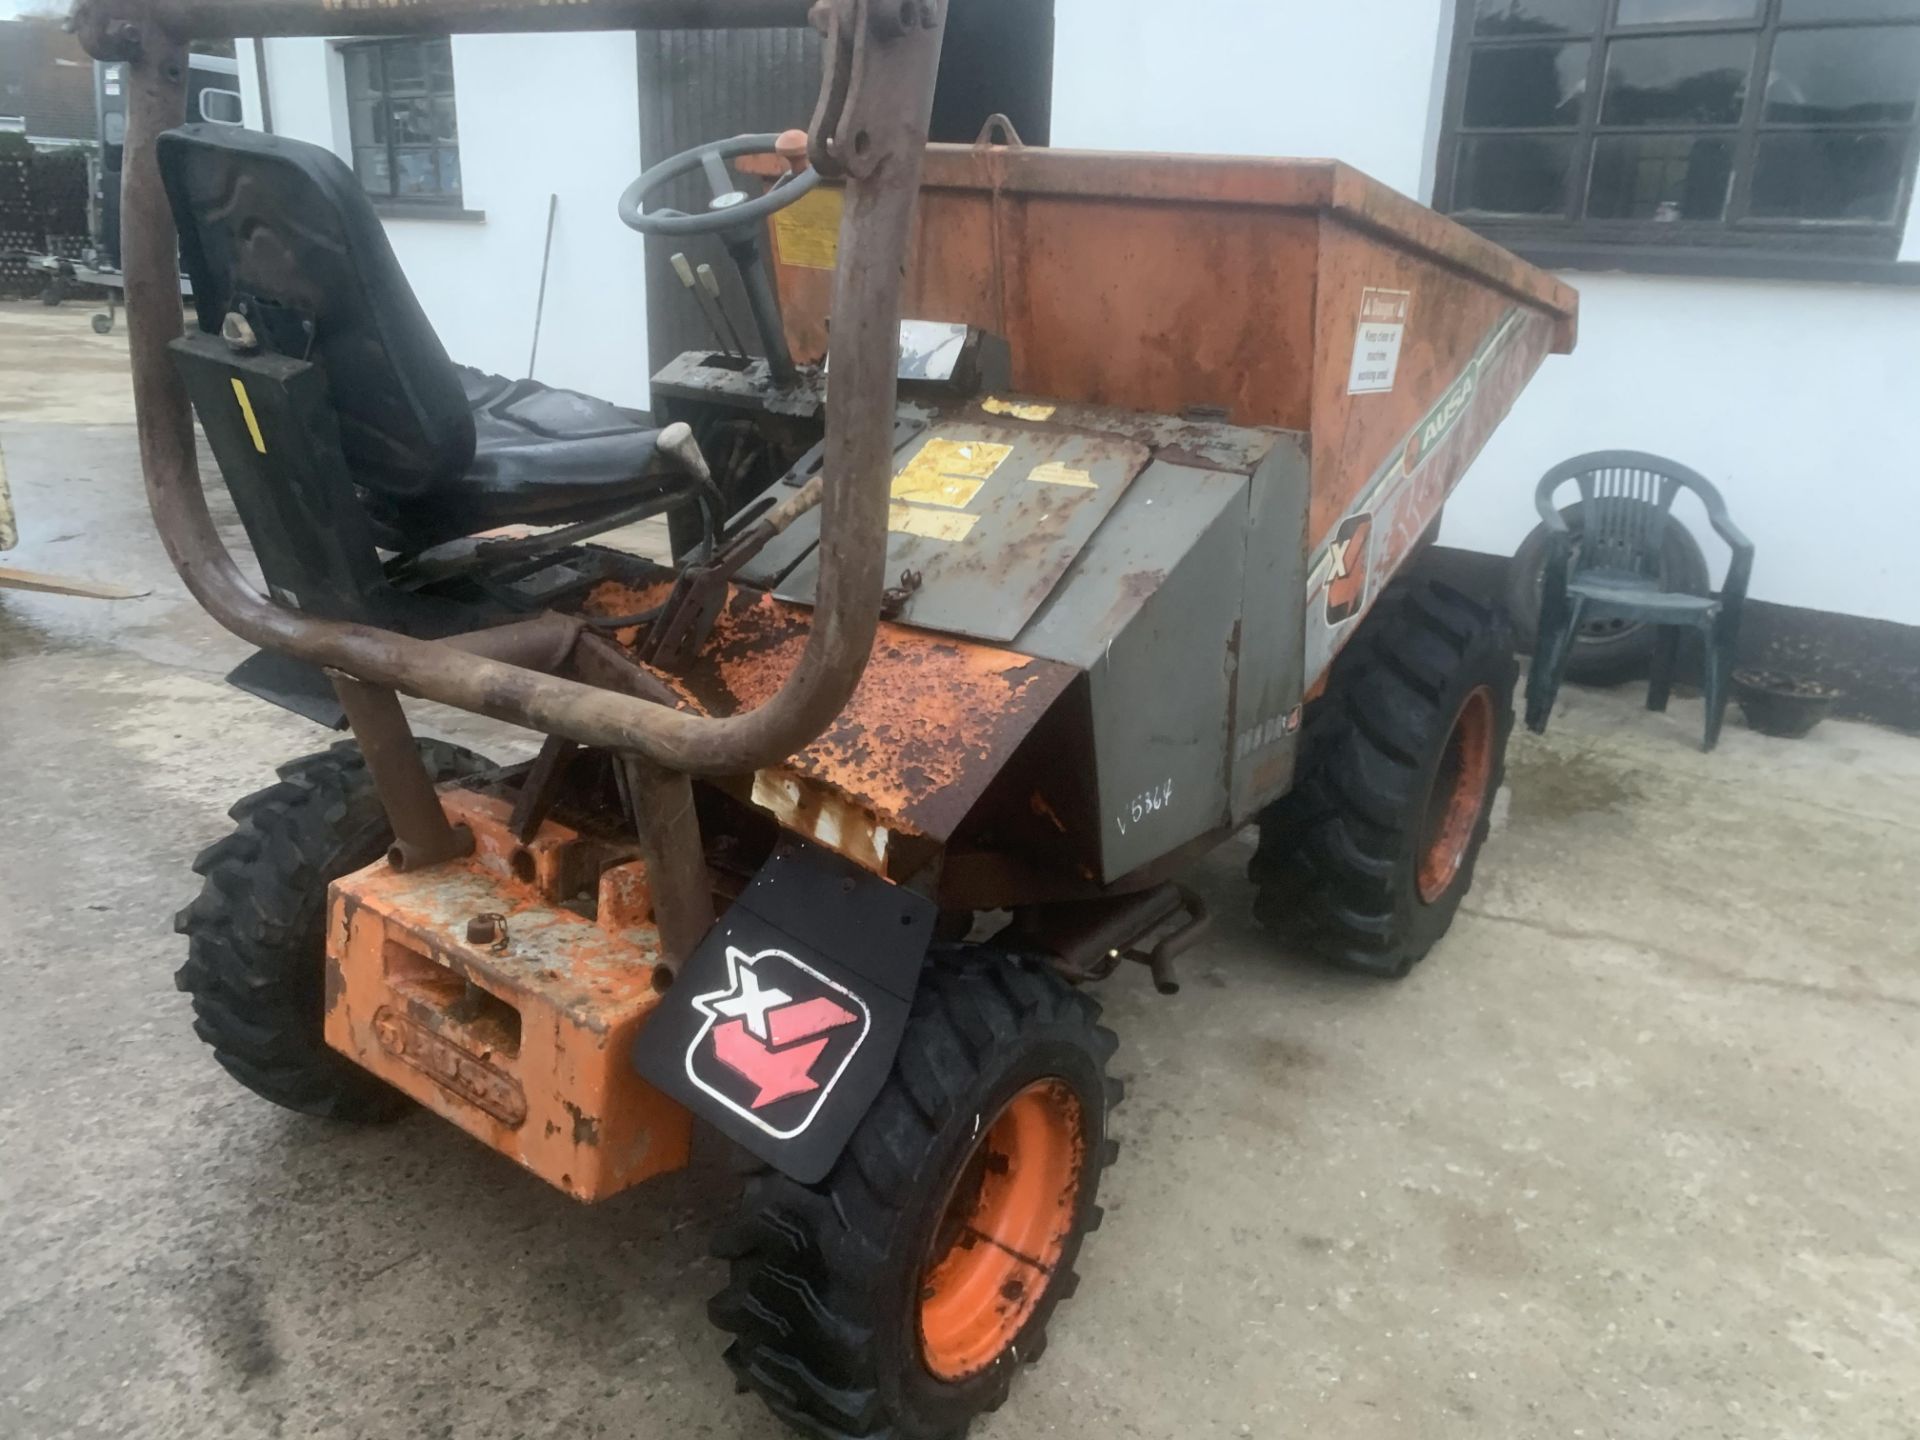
(772, 187, 844, 271)
(982, 397, 1058, 423)
(889, 504, 980, 543)
(1347, 287, 1411, 396)
(1027, 461, 1097, 489)
(890, 438, 1012, 510)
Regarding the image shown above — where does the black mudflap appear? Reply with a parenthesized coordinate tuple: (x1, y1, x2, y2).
(634, 840, 935, 1184)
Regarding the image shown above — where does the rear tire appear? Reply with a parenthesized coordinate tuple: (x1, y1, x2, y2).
(1252, 580, 1516, 979)
(174, 739, 493, 1120)
(710, 951, 1120, 1440)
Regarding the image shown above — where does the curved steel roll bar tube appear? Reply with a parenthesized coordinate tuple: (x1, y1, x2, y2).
(71, 0, 945, 779)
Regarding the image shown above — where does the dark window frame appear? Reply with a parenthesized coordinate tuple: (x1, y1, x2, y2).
(1434, 0, 1920, 262)
(340, 36, 463, 205)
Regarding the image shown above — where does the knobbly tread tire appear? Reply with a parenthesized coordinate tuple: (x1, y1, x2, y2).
(709, 950, 1121, 1440)
(1252, 579, 1517, 979)
(173, 738, 493, 1120)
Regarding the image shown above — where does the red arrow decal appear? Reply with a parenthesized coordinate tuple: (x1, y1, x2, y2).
(768, 995, 858, 1047)
(711, 1019, 831, 1109)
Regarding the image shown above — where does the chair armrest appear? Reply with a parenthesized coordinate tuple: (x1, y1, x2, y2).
(1535, 482, 1573, 531)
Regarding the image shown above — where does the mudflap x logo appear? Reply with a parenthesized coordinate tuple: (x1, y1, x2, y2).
(684, 946, 873, 1139)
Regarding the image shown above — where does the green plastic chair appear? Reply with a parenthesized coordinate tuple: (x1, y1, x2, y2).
(1523, 451, 1754, 751)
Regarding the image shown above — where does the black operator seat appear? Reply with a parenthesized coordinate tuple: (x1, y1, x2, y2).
(156, 123, 689, 553)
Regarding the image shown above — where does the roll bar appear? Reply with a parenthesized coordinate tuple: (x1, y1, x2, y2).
(68, 0, 948, 778)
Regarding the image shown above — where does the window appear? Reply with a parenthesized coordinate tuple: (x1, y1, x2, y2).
(1436, 0, 1920, 260)
(341, 38, 461, 203)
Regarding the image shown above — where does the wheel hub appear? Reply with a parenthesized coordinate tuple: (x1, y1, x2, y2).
(918, 1078, 1086, 1382)
(1417, 686, 1497, 905)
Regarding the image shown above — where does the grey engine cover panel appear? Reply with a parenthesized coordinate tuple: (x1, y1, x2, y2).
(1016, 461, 1250, 882)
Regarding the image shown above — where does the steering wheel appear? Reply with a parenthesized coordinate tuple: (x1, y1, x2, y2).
(618, 133, 821, 239)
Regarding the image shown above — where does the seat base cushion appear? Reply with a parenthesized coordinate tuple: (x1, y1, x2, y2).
(364, 368, 690, 551)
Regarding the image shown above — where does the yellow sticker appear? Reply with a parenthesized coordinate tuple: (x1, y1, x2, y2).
(890, 437, 1012, 510)
(230, 377, 267, 454)
(889, 503, 980, 543)
(1028, 461, 1097, 489)
(982, 397, 1058, 423)
(0, 442, 16, 552)
(772, 187, 844, 271)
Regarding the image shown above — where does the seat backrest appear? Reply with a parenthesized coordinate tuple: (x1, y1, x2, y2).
(1536, 450, 1725, 582)
(157, 123, 474, 499)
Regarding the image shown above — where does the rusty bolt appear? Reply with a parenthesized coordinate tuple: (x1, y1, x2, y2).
(466, 913, 506, 948)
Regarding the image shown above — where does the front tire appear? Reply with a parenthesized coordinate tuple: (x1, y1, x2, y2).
(1252, 580, 1516, 979)
(174, 739, 493, 1120)
(710, 952, 1120, 1440)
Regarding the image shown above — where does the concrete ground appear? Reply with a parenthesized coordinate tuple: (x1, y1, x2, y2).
(3, 299, 1917, 1440)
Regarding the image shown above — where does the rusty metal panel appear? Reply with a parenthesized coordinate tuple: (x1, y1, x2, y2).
(750, 146, 1578, 430)
(582, 580, 1080, 840)
(776, 423, 1152, 644)
(1015, 460, 1249, 882)
(1303, 290, 1562, 686)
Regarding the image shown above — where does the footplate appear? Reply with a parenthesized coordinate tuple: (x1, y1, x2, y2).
(324, 788, 693, 1202)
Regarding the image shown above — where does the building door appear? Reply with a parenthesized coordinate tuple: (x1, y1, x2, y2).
(635, 4, 1055, 381)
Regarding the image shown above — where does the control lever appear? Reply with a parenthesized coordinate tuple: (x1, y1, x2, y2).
(697, 263, 753, 360)
(672, 251, 739, 361)
(642, 429, 825, 673)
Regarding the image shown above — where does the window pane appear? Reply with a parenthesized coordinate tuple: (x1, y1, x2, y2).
(1749, 131, 1908, 221)
(1602, 35, 1753, 125)
(354, 147, 391, 196)
(427, 39, 455, 91)
(1452, 134, 1575, 214)
(394, 149, 439, 197)
(431, 95, 458, 144)
(1765, 28, 1920, 126)
(1587, 134, 1734, 219)
(1779, 0, 1920, 19)
(438, 148, 461, 196)
(347, 95, 385, 146)
(1617, 0, 1758, 23)
(1463, 43, 1591, 126)
(343, 45, 379, 99)
(1473, 0, 1599, 36)
(382, 41, 426, 95)
(390, 97, 435, 145)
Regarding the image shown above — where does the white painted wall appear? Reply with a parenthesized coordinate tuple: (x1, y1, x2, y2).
(1051, 0, 1451, 198)
(239, 33, 653, 410)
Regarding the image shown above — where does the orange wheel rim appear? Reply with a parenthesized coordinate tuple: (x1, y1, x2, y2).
(1417, 686, 1496, 905)
(918, 1079, 1086, 1383)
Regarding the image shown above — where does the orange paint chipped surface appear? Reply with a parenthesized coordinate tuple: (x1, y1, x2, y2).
(324, 788, 692, 1203)
(584, 581, 1078, 837)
